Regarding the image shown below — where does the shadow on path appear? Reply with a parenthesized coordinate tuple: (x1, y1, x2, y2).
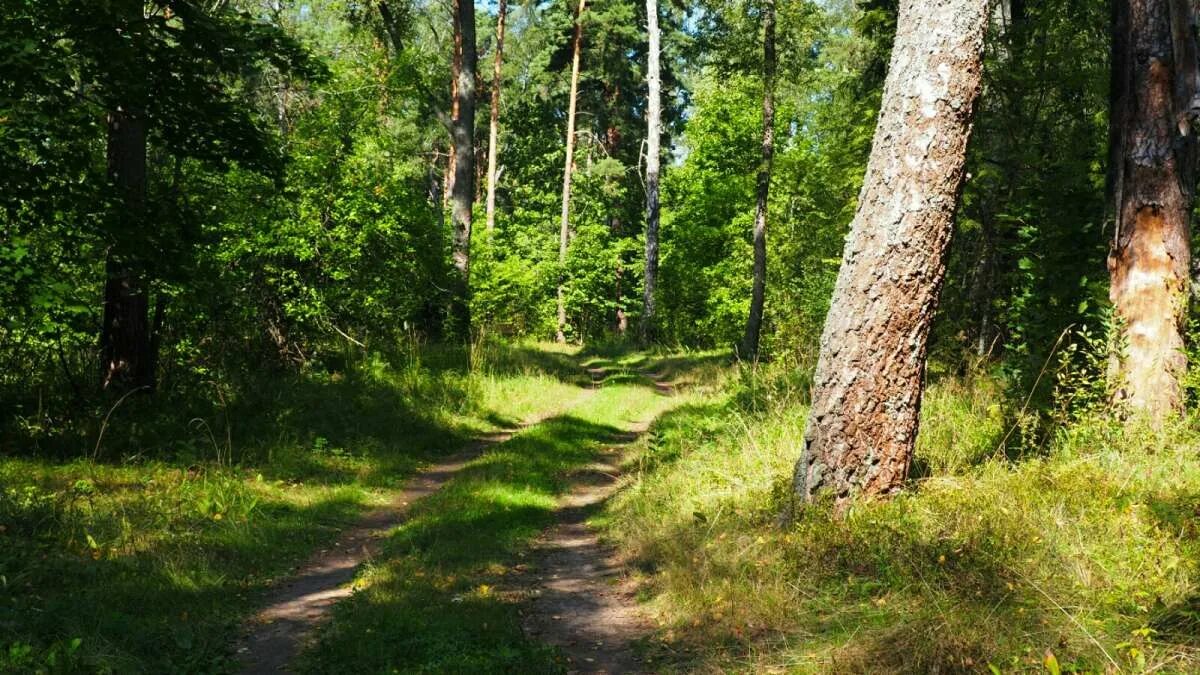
(234, 406, 586, 674)
(519, 388, 673, 674)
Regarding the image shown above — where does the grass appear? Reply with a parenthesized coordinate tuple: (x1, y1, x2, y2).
(0, 340, 585, 673)
(13, 340, 1197, 673)
(296, 357, 687, 673)
(606, 359, 1200, 673)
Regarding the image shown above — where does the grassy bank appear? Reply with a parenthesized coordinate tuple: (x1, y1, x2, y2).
(607, 361, 1200, 673)
(0, 341, 584, 673)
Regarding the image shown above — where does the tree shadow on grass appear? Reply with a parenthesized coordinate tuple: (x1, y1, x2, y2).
(633, 499, 1061, 674)
(1145, 490, 1200, 649)
(0, 487, 372, 673)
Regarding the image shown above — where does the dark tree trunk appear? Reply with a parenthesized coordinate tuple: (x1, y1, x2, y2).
(641, 0, 662, 343)
(450, 0, 477, 334)
(794, 0, 989, 507)
(101, 111, 153, 392)
(100, 3, 154, 393)
(1107, 0, 1199, 420)
(740, 0, 776, 361)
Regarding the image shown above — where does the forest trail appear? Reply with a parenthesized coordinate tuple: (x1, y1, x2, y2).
(233, 389, 594, 674)
(519, 369, 669, 674)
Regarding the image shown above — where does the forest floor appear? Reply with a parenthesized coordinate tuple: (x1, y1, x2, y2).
(0, 342, 719, 673)
(21, 341, 1198, 673)
(234, 398, 586, 673)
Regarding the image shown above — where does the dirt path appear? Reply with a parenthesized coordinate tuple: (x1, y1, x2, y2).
(233, 401, 588, 674)
(521, 386, 666, 674)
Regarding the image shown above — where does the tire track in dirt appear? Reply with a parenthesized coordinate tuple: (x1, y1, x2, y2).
(234, 387, 596, 674)
(520, 370, 672, 674)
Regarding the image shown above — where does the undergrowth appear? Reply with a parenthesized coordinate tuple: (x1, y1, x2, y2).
(0, 340, 583, 673)
(608, 354, 1200, 673)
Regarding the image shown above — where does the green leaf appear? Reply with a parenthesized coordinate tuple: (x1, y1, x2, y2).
(1043, 650, 1061, 675)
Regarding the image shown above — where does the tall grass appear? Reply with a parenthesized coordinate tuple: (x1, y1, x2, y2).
(607, 357, 1200, 673)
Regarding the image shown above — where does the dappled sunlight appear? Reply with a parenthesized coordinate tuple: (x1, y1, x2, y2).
(608, 365, 1200, 672)
(297, 378, 693, 672)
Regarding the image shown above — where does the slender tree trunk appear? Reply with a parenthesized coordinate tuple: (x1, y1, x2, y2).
(612, 213, 628, 333)
(971, 208, 995, 356)
(740, 0, 775, 361)
(1107, 0, 1199, 420)
(445, 0, 463, 211)
(794, 0, 989, 507)
(641, 0, 662, 343)
(485, 0, 507, 232)
(450, 0, 477, 334)
(101, 2, 154, 392)
(557, 0, 587, 343)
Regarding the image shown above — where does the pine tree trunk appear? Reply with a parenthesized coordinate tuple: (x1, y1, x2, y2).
(1107, 0, 1199, 420)
(641, 0, 662, 343)
(557, 0, 587, 344)
(740, 0, 775, 361)
(450, 0, 477, 334)
(485, 0, 507, 232)
(100, 3, 155, 392)
(794, 0, 989, 507)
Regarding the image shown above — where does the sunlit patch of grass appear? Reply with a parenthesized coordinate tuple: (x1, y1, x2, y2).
(0, 341, 586, 672)
(607, 367, 1200, 673)
(298, 377, 687, 673)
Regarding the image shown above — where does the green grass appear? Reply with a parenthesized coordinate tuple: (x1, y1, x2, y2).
(297, 358, 688, 673)
(606, 362, 1200, 673)
(16, 342, 1192, 674)
(0, 341, 584, 673)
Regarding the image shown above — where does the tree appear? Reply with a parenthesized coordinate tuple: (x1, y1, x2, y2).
(794, 0, 989, 506)
(485, 0, 508, 232)
(100, 0, 153, 392)
(83, 0, 322, 390)
(557, 0, 587, 343)
(451, 0, 478, 333)
(1107, 0, 1200, 419)
(738, 0, 775, 361)
(641, 0, 662, 342)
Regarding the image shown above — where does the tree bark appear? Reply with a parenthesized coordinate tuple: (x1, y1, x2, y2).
(100, 2, 155, 393)
(450, 0, 477, 334)
(641, 0, 662, 343)
(1107, 0, 1199, 420)
(794, 0, 989, 506)
(740, 0, 775, 361)
(485, 0, 507, 232)
(445, 5, 462, 211)
(557, 0, 587, 343)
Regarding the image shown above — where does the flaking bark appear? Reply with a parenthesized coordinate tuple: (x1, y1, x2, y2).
(1107, 0, 1199, 420)
(795, 0, 989, 507)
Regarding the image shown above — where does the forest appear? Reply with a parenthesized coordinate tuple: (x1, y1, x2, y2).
(4, 0, 1200, 672)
